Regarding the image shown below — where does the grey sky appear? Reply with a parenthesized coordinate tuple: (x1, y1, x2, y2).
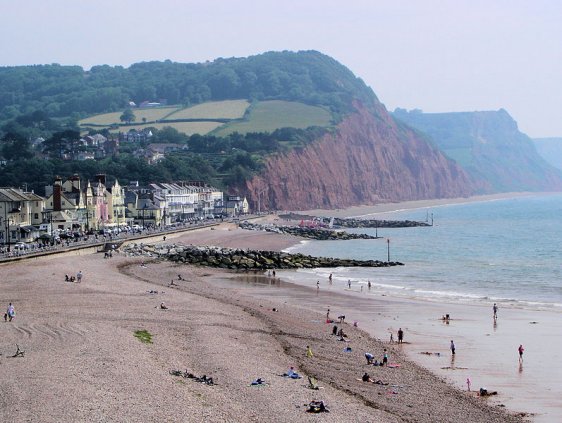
(1, 0, 561, 137)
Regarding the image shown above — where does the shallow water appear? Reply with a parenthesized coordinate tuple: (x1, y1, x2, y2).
(284, 193, 562, 311)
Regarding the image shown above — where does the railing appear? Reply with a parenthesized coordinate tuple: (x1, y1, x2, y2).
(0, 216, 255, 262)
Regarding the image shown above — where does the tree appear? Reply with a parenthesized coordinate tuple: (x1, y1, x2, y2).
(1, 131, 33, 160)
(120, 108, 136, 124)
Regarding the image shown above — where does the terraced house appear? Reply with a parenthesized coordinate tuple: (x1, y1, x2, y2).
(0, 187, 45, 251)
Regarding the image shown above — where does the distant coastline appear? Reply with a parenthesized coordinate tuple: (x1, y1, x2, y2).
(299, 192, 550, 219)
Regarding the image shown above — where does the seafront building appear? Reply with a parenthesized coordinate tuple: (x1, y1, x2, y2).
(1, 174, 248, 250)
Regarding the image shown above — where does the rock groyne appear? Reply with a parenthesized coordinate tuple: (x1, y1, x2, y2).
(238, 222, 379, 240)
(123, 243, 403, 270)
(280, 213, 431, 228)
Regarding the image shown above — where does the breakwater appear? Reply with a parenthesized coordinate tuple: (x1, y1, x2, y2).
(123, 243, 403, 270)
(279, 213, 431, 228)
(238, 222, 378, 240)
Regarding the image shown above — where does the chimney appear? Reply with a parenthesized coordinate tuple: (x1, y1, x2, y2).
(53, 177, 62, 211)
(71, 174, 81, 192)
(96, 174, 106, 185)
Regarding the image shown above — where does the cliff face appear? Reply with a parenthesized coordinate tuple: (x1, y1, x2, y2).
(242, 104, 481, 211)
(394, 109, 562, 192)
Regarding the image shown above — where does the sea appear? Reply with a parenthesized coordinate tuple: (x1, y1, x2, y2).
(282, 193, 562, 311)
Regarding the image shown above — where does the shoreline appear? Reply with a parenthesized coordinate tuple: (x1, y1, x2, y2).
(161, 220, 557, 421)
(297, 192, 553, 219)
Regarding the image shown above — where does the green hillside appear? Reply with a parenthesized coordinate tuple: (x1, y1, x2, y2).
(393, 108, 562, 191)
(0, 50, 377, 126)
(80, 106, 180, 126)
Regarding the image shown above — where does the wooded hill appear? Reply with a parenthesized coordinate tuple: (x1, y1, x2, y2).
(0, 50, 377, 125)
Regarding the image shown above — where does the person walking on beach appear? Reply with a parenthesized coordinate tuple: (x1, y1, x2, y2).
(348, 279, 351, 289)
(397, 328, 404, 344)
(326, 308, 330, 321)
(493, 303, 498, 319)
(76, 270, 83, 283)
(367, 280, 371, 290)
(6, 303, 15, 322)
(317, 281, 320, 290)
(328, 273, 332, 283)
(518, 344, 524, 362)
(450, 340, 456, 355)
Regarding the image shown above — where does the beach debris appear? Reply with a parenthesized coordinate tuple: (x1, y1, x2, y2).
(306, 400, 329, 413)
(307, 376, 320, 390)
(169, 369, 215, 385)
(11, 344, 25, 358)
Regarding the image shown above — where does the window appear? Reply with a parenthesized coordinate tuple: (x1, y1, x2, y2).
(34, 213, 38, 219)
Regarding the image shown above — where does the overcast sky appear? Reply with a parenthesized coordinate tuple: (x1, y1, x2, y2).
(1, 1, 561, 137)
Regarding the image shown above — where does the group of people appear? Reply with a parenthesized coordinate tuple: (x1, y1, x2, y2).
(64, 270, 83, 283)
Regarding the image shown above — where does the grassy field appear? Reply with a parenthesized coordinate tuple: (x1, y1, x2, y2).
(109, 121, 224, 135)
(79, 99, 332, 137)
(214, 100, 332, 136)
(166, 100, 250, 120)
(79, 106, 180, 126)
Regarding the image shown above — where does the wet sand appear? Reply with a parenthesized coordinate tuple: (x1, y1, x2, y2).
(248, 274, 562, 422)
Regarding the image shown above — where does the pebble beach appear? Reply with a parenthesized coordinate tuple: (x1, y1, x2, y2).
(0, 220, 529, 422)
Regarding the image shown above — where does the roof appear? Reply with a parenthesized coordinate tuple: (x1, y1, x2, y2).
(0, 188, 39, 202)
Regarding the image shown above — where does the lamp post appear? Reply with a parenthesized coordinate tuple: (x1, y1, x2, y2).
(3, 204, 10, 252)
(387, 238, 390, 263)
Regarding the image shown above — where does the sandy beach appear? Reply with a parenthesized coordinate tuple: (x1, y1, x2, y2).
(0, 222, 528, 422)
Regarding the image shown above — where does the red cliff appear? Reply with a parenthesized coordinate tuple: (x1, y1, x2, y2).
(242, 104, 483, 211)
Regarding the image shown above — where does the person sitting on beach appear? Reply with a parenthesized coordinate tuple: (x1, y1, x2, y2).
(338, 315, 346, 324)
(160, 302, 168, 310)
(284, 367, 301, 379)
(337, 328, 346, 338)
(362, 372, 372, 382)
(65, 274, 70, 282)
(365, 352, 374, 364)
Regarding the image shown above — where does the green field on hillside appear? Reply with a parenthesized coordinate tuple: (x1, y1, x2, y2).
(80, 106, 179, 126)
(214, 100, 332, 136)
(166, 100, 250, 120)
(79, 100, 332, 137)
